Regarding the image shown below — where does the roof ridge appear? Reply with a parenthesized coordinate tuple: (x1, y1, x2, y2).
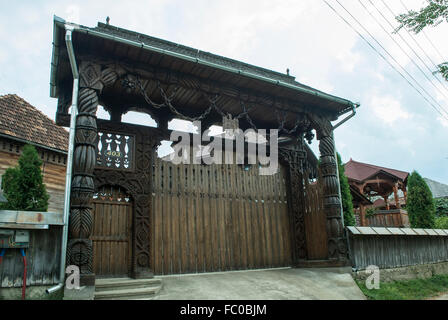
(348, 159, 409, 175)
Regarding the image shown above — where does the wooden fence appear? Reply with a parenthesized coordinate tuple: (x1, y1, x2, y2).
(0, 227, 62, 287)
(347, 226, 448, 270)
(0, 211, 63, 288)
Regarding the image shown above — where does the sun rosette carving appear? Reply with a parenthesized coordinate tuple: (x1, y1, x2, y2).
(67, 239, 93, 274)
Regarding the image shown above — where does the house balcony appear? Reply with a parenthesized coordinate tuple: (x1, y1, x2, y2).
(364, 209, 410, 228)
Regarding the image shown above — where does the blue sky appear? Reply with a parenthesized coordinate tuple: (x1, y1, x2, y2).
(0, 0, 447, 183)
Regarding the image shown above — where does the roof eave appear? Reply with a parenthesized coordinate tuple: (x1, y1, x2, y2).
(50, 16, 356, 117)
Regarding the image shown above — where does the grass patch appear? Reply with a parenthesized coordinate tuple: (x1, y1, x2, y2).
(356, 274, 448, 300)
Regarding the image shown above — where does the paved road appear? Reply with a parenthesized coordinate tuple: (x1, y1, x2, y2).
(153, 267, 366, 300)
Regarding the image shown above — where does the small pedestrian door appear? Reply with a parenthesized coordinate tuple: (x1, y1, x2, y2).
(91, 186, 132, 277)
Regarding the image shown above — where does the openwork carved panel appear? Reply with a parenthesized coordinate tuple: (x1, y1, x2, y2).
(96, 131, 135, 170)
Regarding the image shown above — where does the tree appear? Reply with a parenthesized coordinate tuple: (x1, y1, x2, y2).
(435, 197, 448, 216)
(1, 144, 49, 211)
(406, 171, 436, 228)
(395, 0, 448, 81)
(337, 153, 356, 227)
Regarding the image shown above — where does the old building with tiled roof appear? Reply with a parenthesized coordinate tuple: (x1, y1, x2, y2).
(0, 94, 68, 212)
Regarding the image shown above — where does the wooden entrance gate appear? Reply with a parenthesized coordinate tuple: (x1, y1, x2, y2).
(91, 186, 133, 277)
(151, 159, 293, 275)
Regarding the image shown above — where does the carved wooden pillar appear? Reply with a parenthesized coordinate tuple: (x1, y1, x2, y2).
(67, 62, 119, 285)
(280, 136, 308, 263)
(394, 183, 401, 209)
(359, 204, 367, 227)
(311, 115, 348, 263)
(383, 196, 390, 210)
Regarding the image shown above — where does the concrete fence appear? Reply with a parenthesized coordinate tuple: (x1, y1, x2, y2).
(347, 226, 448, 271)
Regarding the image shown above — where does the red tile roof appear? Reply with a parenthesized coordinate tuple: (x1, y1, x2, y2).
(344, 159, 409, 183)
(0, 94, 68, 152)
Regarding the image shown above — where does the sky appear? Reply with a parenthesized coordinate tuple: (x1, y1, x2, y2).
(0, 0, 447, 183)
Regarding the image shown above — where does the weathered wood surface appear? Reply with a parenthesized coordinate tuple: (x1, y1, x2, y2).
(91, 186, 132, 277)
(348, 228, 448, 270)
(0, 148, 66, 213)
(0, 227, 62, 287)
(151, 158, 292, 275)
(304, 173, 328, 260)
(366, 209, 410, 228)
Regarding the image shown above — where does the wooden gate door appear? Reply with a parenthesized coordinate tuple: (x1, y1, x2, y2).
(91, 186, 132, 277)
(151, 159, 293, 275)
(303, 171, 328, 260)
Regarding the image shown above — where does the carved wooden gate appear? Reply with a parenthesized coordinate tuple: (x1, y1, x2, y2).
(151, 159, 293, 275)
(91, 186, 133, 277)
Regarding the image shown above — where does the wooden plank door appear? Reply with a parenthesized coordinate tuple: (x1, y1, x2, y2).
(91, 186, 132, 277)
(151, 158, 293, 275)
(304, 172, 328, 260)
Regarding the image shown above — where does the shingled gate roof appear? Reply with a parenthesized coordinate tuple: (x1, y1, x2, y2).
(0, 94, 68, 153)
(344, 159, 409, 183)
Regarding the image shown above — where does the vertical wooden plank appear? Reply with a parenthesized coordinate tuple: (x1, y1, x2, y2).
(217, 165, 228, 270)
(238, 165, 248, 269)
(229, 162, 241, 269)
(209, 165, 219, 272)
(249, 165, 261, 268)
(193, 165, 202, 272)
(171, 164, 180, 274)
(203, 165, 213, 272)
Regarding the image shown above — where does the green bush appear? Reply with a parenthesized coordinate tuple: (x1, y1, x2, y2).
(435, 216, 448, 229)
(407, 171, 435, 228)
(337, 153, 355, 227)
(1, 144, 49, 211)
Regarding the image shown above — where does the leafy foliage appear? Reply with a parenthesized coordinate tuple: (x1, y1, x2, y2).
(395, 1, 448, 81)
(1, 144, 49, 211)
(435, 197, 448, 216)
(406, 171, 436, 228)
(437, 62, 448, 82)
(337, 153, 355, 226)
(435, 216, 448, 229)
(395, 0, 448, 34)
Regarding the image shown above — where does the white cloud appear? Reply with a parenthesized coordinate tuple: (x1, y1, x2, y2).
(438, 116, 448, 128)
(370, 95, 411, 125)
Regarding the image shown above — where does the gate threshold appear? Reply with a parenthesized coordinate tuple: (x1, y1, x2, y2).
(156, 267, 292, 279)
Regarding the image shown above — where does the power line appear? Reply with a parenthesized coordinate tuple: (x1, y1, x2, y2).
(380, 0, 448, 91)
(368, 0, 448, 94)
(336, 0, 448, 118)
(322, 0, 448, 121)
(399, 0, 448, 63)
(361, 0, 448, 103)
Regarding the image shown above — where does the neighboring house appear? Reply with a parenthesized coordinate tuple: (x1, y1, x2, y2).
(344, 159, 410, 227)
(0, 94, 68, 212)
(424, 178, 448, 199)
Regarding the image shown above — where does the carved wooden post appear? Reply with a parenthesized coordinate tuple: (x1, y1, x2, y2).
(311, 115, 348, 263)
(393, 183, 401, 209)
(383, 196, 390, 210)
(359, 204, 367, 227)
(67, 62, 119, 285)
(280, 136, 308, 263)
